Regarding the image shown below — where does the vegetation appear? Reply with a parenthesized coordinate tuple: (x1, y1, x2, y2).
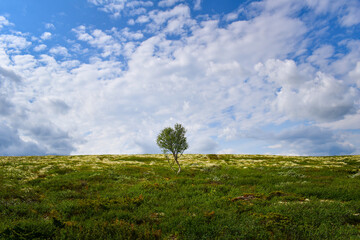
(0, 154, 360, 239)
(156, 123, 188, 174)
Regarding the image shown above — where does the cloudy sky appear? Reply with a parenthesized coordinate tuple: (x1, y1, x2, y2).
(0, 0, 359, 156)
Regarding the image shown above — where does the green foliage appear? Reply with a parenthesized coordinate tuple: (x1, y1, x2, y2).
(0, 154, 359, 239)
(0, 220, 57, 240)
(156, 123, 188, 154)
(156, 123, 188, 174)
(206, 154, 219, 160)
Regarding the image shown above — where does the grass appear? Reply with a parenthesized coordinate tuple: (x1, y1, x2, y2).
(0, 154, 360, 239)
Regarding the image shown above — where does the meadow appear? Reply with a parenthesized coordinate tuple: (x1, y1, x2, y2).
(0, 154, 359, 239)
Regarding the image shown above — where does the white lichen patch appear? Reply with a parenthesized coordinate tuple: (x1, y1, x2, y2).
(1, 154, 359, 175)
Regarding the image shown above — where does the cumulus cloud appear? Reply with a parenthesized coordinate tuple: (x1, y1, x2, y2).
(46, 98, 71, 115)
(0, 34, 31, 51)
(0, 63, 76, 155)
(0, 123, 45, 156)
(327, 41, 360, 77)
(0, 66, 22, 83)
(256, 59, 358, 122)
(0, 0, 359, 156)
(158, 0, 183, 8)
(113, 27, 144, 41)
(319, 111, 360, 131)
(307, 45, 334, 69)
(126, 1, 153, 8)
(34, 44, 47, 52)
(72, 26, 122, 57)
(0, 67, 20, 116)
(88, 0, 127, 18)
(49, 46, 70, 56)
(143, 4, 196, 35)
(26, 123, 75, 154)
(40, 32, 52, 40)
(256, 59, 307, 88)
(188, 137, 218, 153)
(136, 15, 150, 23)
(88, 0, 153, 18)
(0, 16, 11, 29)
(274, 126, 356, 156)
(349, 62, 360, 88)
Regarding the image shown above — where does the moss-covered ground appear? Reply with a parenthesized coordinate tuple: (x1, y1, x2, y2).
(1, 154, 360, 239)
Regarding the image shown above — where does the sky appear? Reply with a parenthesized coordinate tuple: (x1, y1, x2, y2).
(0, 0, 359, 156)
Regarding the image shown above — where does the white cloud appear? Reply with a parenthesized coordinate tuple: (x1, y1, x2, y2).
(88, 0, 153, 18)
(225, 11, 240, 22)
(0, 60, 76, 155)
(0, 34, 31, 51)
(0, 48, 11, 65)
(257, 59, 358, 122)
(340, 9, 360, 27)
(329, 40, 360, 76)
(136, 15, 150, 23)
(319, 111, 360, 130)
(0, 66, 19, 82)
(34, 44, 47, 52)
(72, 26, 122, 57)
(274, 125, 356, 156)
(304, 0, 360, 27)
(45, 23, 55, 29)
(217, 148, 237, 154)
(256, 59, 307, 88)
(1, 0, 359, 156)
(349, 62, 360, 88)
(12, 55, 38, 70)
(40, 32, 52, 40)
(338, 1, 360, 27)
(305, 0, 331, 14)
(268, 144, 282, 149)
(307, 45, 334, 68)
(0, 123, 46, 156)
(88, 0, 127, 18)
(89, 0, 154, 18)
(194, 0, 202, 10)
(158, 0, 183, 8)
(189, 136, 218, 153)
(150, 4, 191, 25)
(0, 16, 11, 29)
(258, 0, 304, 16)
(126, 1, 153, 8)
(114, 27, 144, 40)
(128, 19, 136, 25)
(128, 7, 147, 16)
(144, 4, 195, 35)
(49, 46, 70, 56)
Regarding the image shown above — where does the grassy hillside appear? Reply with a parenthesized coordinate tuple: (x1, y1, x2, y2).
(1, 154, 360, 239)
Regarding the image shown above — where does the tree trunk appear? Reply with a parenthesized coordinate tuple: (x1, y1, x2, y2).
(174, 155, 181, 174)
(166, 155, 177, 172)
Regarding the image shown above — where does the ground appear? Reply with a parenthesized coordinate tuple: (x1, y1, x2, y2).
(1, 154, 359, 239)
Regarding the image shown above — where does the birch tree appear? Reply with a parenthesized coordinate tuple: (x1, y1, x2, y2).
(156, 123, 188, 174)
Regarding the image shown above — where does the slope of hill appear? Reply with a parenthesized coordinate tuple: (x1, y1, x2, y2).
(1, 154, 359, 239)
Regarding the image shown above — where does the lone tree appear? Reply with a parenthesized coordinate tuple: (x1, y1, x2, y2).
(156, 123, 188, 174)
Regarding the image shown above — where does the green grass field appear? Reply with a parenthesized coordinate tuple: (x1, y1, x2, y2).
(1, 154, 360, 239)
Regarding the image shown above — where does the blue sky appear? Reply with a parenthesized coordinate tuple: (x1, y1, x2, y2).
(0, 0, 359, 156)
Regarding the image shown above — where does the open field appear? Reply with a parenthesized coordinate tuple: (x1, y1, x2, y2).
(1, 154, 360, 239)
